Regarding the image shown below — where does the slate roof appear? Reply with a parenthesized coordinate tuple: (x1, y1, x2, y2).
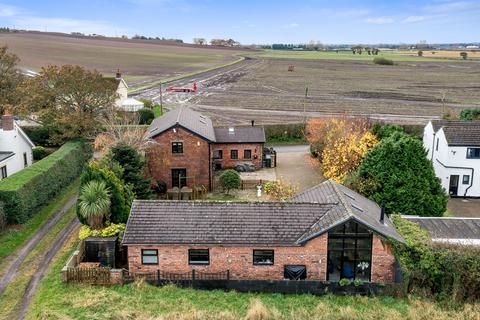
(214, 126, 265, 143)
(123, 201, 336, 246)
(291, 180, 404, 243)
(147, 105, 216, 141)
(431, 120, 480, 147)
(403, 216, 480, 244)
(0, 151, 14, 163)
(123, 180, 404, 246)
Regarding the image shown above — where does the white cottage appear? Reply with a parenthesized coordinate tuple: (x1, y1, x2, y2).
(108, 71, 144, 112)
(0, 114, 35, 179)
(423, 120, 480, 197)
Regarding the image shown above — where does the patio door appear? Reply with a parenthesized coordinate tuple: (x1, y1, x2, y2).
(172, 169, 187, 188)
(449, 175, 459, 196)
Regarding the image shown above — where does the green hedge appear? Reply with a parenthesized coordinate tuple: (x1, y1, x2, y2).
(264, 123, 305, 143)
(0, 141, 92, 224)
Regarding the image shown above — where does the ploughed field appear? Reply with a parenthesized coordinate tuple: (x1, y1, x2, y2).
(189, 58, 480, 125)
(0, 32, 245, 89)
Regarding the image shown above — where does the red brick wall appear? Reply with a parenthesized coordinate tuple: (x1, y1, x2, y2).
(212, 143, 263, 170)
(126, 233, 397, 283)
(147, 125, 211, 189)
(127, 234, 328, 280)
(371, 235, 396, 283)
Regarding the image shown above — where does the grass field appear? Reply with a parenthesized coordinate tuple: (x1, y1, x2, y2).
(26, 235, 480, 319)
(0, 180, 79, 270)
(255, 49, 479, 62)
(0, 32, 246, 88)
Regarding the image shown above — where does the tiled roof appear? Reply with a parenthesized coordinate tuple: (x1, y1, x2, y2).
(214, 126, 265, 143)
(147, 105, 216, 141)
(123, 201, 336, 246)
(431, 120, 480, 146)
(291, 180, 404, 243)
(404, 216, 480, 241)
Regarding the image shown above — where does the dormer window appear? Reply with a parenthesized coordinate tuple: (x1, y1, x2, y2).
(466, 148, 480, 159)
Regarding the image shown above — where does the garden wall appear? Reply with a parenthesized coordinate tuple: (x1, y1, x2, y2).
(0, 140, 92, 224)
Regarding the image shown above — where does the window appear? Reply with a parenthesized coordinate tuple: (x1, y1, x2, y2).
(171, 169, 187, 188)
(213, 150, 223, 159)
(327, 220, 372, 282)
(172, 142, 183, 154)
(284, 265, 307, 280)
(463, 175, 470, 185)
(230, 150, 238, 160)
(253, 250, 274, 265)
(467, 148, 480, 159)
(23, 152, 28, 168)
(244, 149, 252, 159)
(0, 166, 7, 179)
(189, 249, 209, 265)
(141, 249, 158, 265)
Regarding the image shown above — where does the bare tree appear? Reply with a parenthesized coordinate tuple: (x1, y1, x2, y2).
(193, 38, 206, 45)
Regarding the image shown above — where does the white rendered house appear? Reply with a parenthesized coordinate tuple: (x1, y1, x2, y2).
(423, 120, 480, 197)
(109, 71, 144, 112)
(0, 114, 35, 179)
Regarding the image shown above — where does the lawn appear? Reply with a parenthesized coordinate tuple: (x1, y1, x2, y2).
(26, 235, 480, 320)
(0, 179, 79, 265)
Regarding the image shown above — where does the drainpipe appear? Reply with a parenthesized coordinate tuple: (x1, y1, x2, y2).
(436, 159, 474, 197)
(431, 132, 436, 162)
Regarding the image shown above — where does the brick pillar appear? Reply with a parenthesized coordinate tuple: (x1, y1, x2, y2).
(1, 114, 13, 131)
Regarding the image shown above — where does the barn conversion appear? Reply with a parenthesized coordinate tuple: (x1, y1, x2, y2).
(123, 180, 403, 283)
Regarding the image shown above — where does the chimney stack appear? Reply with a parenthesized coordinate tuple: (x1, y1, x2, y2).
(115, 69, 122, 80)
(380, 207, 386, 224)
(251, 120, 255, 127)
(1, 114, 14, 131)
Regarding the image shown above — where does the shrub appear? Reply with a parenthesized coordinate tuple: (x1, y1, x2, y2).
(138, 108, 155, 125)
(417, 50, 423, 57)
(371, 123, 404, 140)
(392, 215, 480, 303)
(32, 146, 49, 161)
(352, 132, 447, 216)
(21, 126, 57, 147)
(263, 180, 298, 200)
(219, 169, 241, 194)
(460, 108, 480, 121)
(79, 223, 125, 240)
(373, 57, 394, 65)
(0, 141, 92, 224)
(78, 160, 133, 225)
(460, 51, 468, 60)
(110, 144, 153, 199)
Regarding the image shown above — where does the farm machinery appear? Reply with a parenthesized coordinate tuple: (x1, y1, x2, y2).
(166, 82, 197, 93)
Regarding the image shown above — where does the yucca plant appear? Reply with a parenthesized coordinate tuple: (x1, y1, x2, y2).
(78, 180, 111, 230)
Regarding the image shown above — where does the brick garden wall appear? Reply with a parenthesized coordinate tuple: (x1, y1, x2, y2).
(147, 125, 211, 189)
(127, 234, 328, 281)
(212, 143, 263, 170)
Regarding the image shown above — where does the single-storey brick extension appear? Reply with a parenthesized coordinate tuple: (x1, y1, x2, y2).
(123, 180, 404, 283)
(146, 106, 265, 190)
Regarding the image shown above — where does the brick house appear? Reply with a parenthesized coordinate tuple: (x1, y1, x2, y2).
(146, 106, 265, 190)
(123, 180, 404, 283)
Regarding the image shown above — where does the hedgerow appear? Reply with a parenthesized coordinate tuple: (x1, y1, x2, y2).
(392, 215, 480, 303)
(0, 140, 92, 224)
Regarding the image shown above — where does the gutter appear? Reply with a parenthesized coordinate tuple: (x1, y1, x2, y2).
(436, 159, 474, 197)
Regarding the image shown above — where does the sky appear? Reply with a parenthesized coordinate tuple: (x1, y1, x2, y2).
(0, 0, 478, 44)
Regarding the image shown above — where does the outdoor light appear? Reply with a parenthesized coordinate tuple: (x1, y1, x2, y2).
(197, 141, 200, 146)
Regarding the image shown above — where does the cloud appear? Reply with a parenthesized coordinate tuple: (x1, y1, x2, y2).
(424, 1, 480, 13)
(13, 16, 128, 36)
(0, 4, 20, 17)
(364, 17, 394, 24)
(402, 15, 426, 23)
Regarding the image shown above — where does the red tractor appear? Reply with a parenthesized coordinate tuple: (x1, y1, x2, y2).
(166, 82, 197, 93)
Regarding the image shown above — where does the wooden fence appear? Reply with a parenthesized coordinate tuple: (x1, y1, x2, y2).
(66, 267, 111, 284)
(123, 269, 230, 284)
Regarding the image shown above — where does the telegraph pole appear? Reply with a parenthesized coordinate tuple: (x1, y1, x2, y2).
(159, 83, 163, 115)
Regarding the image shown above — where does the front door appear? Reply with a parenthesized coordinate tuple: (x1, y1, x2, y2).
(172, 169, 187, 188)
(449, 175, 459, 196)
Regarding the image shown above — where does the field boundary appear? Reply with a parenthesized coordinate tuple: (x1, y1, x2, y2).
(129, 56, 246, 94)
